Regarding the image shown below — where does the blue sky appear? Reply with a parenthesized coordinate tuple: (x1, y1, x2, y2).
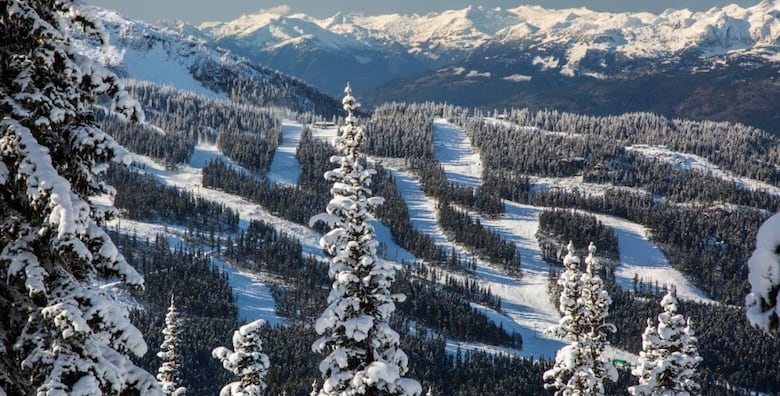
(86, 0, 762, 24)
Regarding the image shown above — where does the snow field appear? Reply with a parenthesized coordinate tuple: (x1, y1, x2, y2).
(267, 121, 303, 186)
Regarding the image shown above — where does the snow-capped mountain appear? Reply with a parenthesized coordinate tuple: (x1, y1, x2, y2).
(173, 1, 780, 95)
(73, 6, 340, 115)
(193, 10, 426, 95)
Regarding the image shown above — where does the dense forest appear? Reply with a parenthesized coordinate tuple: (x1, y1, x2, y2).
(93, 83, 779, 394)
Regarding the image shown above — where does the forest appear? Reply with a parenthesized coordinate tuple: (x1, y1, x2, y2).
(106, 91, 779, 394)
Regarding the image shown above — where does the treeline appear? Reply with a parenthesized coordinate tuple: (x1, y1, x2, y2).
(215, 120, 281, 177)
(458, 118, 778, 209)
(438, 204, 522, 274)
(372, 165, 454, 267)
(365, 102, 436, 158)
(585, 152, 778, 209)
(407, 157, 503, 215)
(407, 263, 501, 311)
(202, 159, 325, 225)
(221, 73, 342, 118)
(296, 126, 337, 195)
(111, 234, 238, 396)
(547, 269, 780, 394)
(222, 219, 306, 276)
(108, 166, 239, 234)
(498, 108, 780, 184)
(536, 209, 619, 265)
(99, 81, 286, 168)
(533, 188, 769, 304)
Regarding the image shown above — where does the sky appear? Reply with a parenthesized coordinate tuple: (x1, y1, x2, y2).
(86, 0, 763, 24)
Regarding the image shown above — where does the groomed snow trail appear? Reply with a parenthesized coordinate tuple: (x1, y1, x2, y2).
(432, 118, 483, 188)
(385, 165, 566, 359)
(436, 119, 713, 304)
(106, 217, 286, 325)
(268, 121, 303, 186)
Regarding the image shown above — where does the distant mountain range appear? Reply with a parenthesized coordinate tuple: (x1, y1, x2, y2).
(79, 2, 780, 133)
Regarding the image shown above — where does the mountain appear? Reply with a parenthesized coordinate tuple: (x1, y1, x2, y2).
(158, 2, 780, 132)
(74, 6, 340, 116)
(194, 10, 427, 95)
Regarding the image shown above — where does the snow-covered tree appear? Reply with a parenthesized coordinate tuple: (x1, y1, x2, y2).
(310, 84, 421, 396)
(0, 1, 158, 394)
(629, 289, 702, 396)
(157, 295, 186, 396)
(212, 319, 271, 396)
(746, 212, 780, 334)
(545, 242, 616, 395)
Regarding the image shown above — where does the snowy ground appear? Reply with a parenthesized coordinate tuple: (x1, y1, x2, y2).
(383, 119, 717, 360)
(268, 121, 303, 186)
(432, 118, 483, 188)
(112, 116, 713, 362)
(627, 145, 780, 197)
(105, 217, 287, 325)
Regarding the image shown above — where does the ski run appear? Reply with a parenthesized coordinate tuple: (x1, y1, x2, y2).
(113, 114, 715, 362)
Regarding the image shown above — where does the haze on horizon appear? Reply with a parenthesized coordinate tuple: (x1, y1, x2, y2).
(86, 0, 764, 25)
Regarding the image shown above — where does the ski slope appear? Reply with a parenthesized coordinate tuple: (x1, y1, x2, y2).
(268, 121, 303, 186)
(432, 118, 483, 188)
(433, 120, 713, 303)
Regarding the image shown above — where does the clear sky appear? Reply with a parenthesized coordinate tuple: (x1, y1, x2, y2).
(85, 0, 763, 24)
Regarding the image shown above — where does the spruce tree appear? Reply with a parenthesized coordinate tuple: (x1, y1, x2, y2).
(157, 295, 186, 396)
(0, 1, 158, 394)
(629, 289, 702, 395)
(746, 212, 780, 334)
(580, 243, 618, 393)
(212, 319, 271, 396)
(310, 84, 421, 395)
(544, 241, 616, 395)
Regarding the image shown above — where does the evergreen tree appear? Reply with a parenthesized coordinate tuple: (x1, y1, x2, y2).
(213, 319, 271, 396)
(157, 295, 186, 396)
(545, 242, 616, 395)
(629, 289, 702, 395)
(0, 1, 158, 394)
(580, 243, 618, 393)
(310, 84, 421, 395)
(746, 212, 780, 334)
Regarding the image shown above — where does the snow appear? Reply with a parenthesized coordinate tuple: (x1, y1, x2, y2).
(627, 145, 780, 197)
(503, 74, 532, 82)
(267, 121, 303, 186)
(589, 212, 715, 304)
(431, 119, 482, 189)
(746, 212, 780, 333)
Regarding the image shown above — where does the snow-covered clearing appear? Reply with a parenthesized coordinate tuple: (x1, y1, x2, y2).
(432, 119, 482, 188)
(105, 217, 286, 325)
(268, 121, 303, 186)
(432, 120, 714, 304)
(123, 120, 420, 326)
(627, 145, 780, 197)
(384, 116, 720, 358)
(386, 165, 566, 359)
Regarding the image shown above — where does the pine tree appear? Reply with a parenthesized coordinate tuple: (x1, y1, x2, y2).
(310, 84, 421, 396)
(580, 243, 618, 393)
(544, 241, 616, 395)
(212, 319, 271, 396)
(157, 295, 186, 396)
(0, 1, 158, 394)
(746, 212, 780, 334)
(629, 289, 702, 396)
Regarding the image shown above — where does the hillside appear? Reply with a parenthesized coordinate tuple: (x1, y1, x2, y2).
(69, 6, 780, 395)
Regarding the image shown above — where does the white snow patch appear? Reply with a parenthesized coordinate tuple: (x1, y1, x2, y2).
(432, 119, 483, 188)
(503, 74, 532, 82)
(627, 145, 780, 197)
(267, 121, 303, 186)
(533, 55, 559, 70)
